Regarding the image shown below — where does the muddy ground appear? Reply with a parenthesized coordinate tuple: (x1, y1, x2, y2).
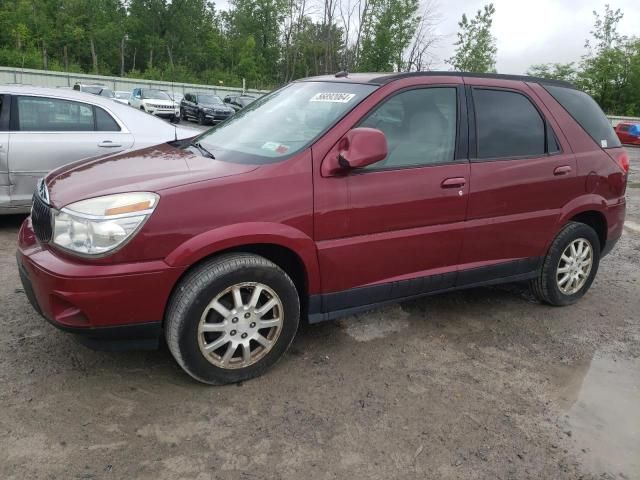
(0, 148, 638, 480)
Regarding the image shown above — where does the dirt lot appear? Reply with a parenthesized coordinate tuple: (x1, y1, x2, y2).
(1, 148, 639, 480)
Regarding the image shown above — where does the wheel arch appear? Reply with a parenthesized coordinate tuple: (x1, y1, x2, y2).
(569, 210, 607, 251)
(164, 222, 320, 295)
(556, 195, 609, 252)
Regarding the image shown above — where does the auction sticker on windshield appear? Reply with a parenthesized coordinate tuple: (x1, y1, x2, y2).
(310, 92, 356, 103)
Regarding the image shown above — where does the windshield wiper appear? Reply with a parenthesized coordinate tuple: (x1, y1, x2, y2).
(191, 141, 215, 159)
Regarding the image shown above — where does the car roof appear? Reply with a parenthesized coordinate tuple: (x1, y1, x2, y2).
(298, 71, 576, 89)
(0, 85, 122, 106)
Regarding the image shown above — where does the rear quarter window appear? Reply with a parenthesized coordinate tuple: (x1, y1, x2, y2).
(544, 85, 621, 148)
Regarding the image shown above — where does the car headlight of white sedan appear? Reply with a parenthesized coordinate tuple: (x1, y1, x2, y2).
(52, 192, 159, 256)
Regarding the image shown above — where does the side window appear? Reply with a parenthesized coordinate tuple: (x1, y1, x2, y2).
(0, 95, 6, 131)
(473, 89, 545, 159)
(95, 107, 121, 131)
(359, 87, 458, 169)
(16, 96, 94, 132)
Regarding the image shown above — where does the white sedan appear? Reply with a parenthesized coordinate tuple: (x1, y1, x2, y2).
(0, 86, 200, 213)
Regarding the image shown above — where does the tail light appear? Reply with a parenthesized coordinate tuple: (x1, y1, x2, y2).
(617, 151, 630, 173)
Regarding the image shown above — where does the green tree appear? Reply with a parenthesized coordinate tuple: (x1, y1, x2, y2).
(578, 4, 631, 114)
(357, 0, 420, 72)
(447, 3, 497, 73)
(527, 62, 578, 82)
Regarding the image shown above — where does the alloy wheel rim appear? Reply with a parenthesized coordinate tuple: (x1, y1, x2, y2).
(197, 282, 284, 369)
(556, 238, 593, 295)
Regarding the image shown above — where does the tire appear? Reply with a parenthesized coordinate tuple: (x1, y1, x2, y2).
(180, 108, 187, 121)
(531, 222, 601, 306)
(198, 111, 206, 125)
(171, 115, 180, 124)
(165, 254, 300, 385)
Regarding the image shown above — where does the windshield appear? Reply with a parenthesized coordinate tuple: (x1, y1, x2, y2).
(141, 89, 171, 100)
(195, 82, 376, 163)
(198, 95, 223, 104)
(238, 96, 255, 107)
(100, 89, 115, 98)
(83, 86, 103, 95)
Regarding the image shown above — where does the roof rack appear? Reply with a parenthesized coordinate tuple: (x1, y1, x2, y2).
(368, 71, 575, 88)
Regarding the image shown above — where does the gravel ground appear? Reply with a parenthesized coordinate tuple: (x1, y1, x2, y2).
(0, 147, 638, 480)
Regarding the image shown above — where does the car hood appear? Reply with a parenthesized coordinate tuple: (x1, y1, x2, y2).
(45, 142, 258, 208)
(200, 102, 234, 111)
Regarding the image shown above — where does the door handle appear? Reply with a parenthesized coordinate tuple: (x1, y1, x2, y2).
(441, 177, 466, 188)
(98, 140, 122, 148)
(553, 165, 572, 176)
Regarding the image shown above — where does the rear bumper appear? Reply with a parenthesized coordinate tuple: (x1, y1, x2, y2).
(602, 199, 626, 258)
(17, 218, 186, 350)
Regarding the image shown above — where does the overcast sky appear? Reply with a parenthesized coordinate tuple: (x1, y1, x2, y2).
(430, 0, 639, 73)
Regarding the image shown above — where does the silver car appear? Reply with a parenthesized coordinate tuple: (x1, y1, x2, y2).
(0, 86, 199, 213)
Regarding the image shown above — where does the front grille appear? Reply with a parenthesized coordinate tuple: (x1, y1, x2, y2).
(31, 194, 53, 243)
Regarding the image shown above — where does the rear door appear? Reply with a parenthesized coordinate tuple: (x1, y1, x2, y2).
(0, 94, 9, 208)
(8, 95, 133, 207)
(457, 79, 580, 284)
(314, 78, 470, 310)
(184, 93, 195, 117)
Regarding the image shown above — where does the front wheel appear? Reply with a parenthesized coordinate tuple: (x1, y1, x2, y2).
(198, 111, 206, 125)
(531, 222, 600, 306)
(165, 254, 300, 385)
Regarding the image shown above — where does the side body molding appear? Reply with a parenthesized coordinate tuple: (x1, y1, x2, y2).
(163, 222, 322, 294)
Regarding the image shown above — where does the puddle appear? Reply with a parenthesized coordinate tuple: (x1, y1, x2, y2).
(565, 356, 640, 479)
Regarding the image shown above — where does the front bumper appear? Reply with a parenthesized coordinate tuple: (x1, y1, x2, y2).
(147, 108, 180, 118)
(203, 112, 233, 122)
(17, 217, 186, 350)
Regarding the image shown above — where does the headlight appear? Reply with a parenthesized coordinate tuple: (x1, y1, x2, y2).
(52, 192, 159, 256)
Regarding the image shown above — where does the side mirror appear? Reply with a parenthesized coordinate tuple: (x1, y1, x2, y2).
(324, 127, 387, 175)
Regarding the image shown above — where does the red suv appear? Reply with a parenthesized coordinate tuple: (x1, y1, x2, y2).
(17, 72, 629, 384)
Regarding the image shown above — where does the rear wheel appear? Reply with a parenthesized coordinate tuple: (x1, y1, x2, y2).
(531, 222, 600, 306)
(165, 254, 300, 385)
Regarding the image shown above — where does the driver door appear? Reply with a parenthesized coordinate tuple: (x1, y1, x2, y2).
(313, 78, 470, 314)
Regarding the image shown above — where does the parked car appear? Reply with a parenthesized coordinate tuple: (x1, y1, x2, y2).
(73, 83, 115, 99)
(113, 91, 131, 105)
(614, 121, 640, 145)
(180, 92, 235, 124)
(18, 72, 628, 385)
(129, 88, 180, 123)
(223, 94, 256, 111)
(0, 86, 198, 213)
